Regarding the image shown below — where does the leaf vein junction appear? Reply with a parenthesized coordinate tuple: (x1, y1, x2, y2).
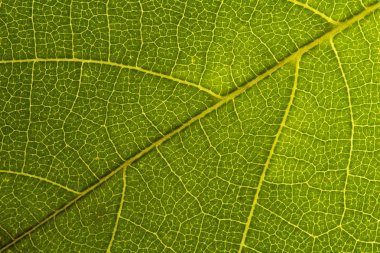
(286, 0, 341, 25)
(1, 2, 380, 250)
(238, 57, 300, 252)
(0, 170, 79, 194)
(0, 58, 223, 100)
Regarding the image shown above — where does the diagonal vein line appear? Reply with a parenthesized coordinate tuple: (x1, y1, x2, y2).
(286, 0, 341, 25)
(238, 57, 300, 252)
(0, 226, 13, 241)
(1, 2, 380, 251)
(257, 203, 316, 238)
(106, 168, 126, 252)
(0, 58, 223, 100)
(0, 170, 79, 194)
(330, 39, 354, 226)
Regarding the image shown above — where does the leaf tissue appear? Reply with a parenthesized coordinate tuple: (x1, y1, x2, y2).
(1, 0, 380, 252)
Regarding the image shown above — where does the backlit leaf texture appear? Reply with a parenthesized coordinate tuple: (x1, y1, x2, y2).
(1, 0, 380, 252)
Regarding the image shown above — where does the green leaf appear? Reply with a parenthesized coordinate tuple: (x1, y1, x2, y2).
(1, 0, 380, 252)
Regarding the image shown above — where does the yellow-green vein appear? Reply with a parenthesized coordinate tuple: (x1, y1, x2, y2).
(238, 57, 300, 252)
(106, 167, 126, 253)
(1, 2, 380, 251)
(330, 38, 354, 226)
(0, 226, 13, 241)
(0, 170, 79, 194)
(286, 0, 341, 25)
(0, 58, 222, 99)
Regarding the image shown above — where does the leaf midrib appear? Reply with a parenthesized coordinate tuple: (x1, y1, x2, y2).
(1, 2, 380, 251)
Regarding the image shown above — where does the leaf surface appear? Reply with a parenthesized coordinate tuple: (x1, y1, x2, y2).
(1, 0, 380, 252)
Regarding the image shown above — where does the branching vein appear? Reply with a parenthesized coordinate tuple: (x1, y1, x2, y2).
(0, 170, 79, 194)
(238, 57, 300, 252)
(1, 2, 380, 251)
(0, 58, 222, 100)
(330, 38, 354, 226)
(286, 0, 341, 25)
(106, 168, 126, 253)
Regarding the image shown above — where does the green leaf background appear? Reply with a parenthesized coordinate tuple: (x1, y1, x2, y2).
(1, 0, 380, 252)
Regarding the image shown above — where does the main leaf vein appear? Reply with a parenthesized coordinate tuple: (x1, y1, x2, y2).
(1, 2, 380, 251)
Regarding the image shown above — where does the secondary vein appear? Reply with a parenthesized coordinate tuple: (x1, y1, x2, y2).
(106, 168, 126, 253)
(286, 0, 341, 25)
(1, 2, 380, 251)
(0, 170, 79, 194)
(238, 57, 300, 252)
(0, 58, 222, 100)
(330, 39, 354, 226)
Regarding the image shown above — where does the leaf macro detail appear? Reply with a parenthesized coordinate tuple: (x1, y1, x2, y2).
(1, 0, 380, 252)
